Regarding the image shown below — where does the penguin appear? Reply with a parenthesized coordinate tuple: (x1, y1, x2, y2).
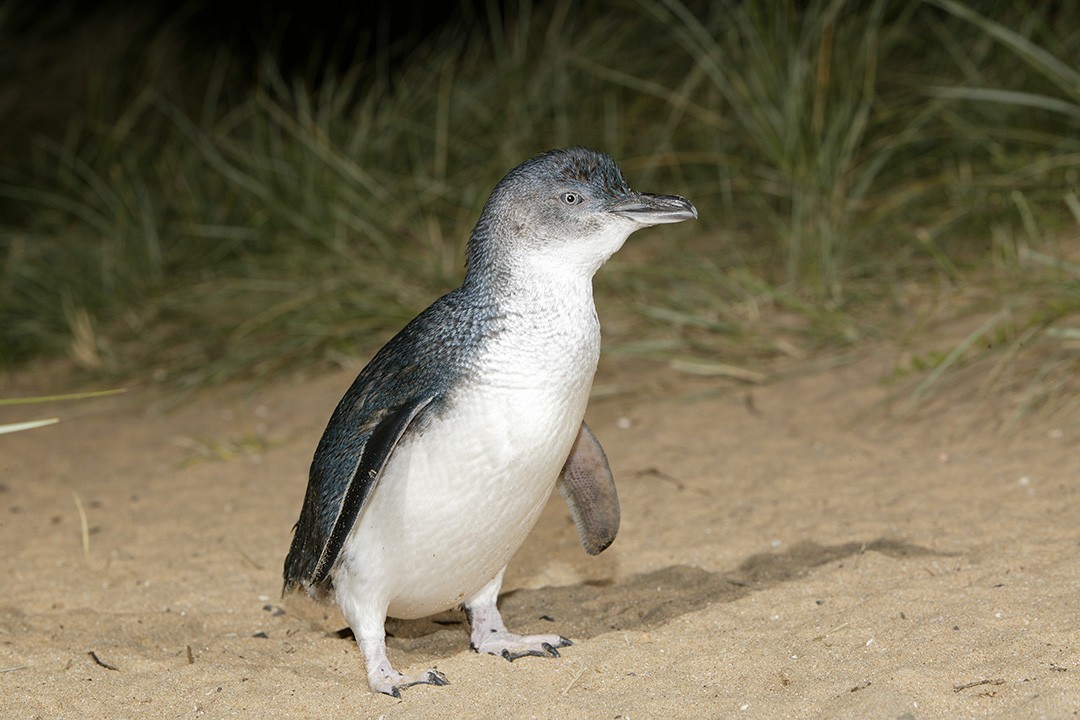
(283, 147, 697, 697)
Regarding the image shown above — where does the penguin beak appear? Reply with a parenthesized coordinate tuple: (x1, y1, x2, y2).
(607, 192, 698, 225)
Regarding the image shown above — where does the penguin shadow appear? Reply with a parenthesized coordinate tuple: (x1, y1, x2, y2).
(369, 538, 945, 660)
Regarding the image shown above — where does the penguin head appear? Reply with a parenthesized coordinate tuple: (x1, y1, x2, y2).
(466, 147, 697, 281)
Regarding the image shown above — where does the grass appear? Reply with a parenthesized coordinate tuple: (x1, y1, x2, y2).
(174, 431, 288, 468)
(877, 0, 1080, 424)
(1, 0, 1079, 421)
(885, 208, 1080, 425)
(637, 0, 939, 300)
(0, 388, 126, 434)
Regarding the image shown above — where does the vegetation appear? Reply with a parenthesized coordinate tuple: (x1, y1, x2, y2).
(1, 0, 1077, 420)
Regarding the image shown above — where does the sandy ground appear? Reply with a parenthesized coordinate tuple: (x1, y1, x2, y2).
(1, 344, 1078, 719)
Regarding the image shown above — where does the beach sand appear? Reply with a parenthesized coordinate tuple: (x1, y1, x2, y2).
(2, 347, 1077, 718)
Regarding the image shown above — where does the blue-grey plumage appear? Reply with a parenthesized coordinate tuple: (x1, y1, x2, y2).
(283, 147, 696, 697)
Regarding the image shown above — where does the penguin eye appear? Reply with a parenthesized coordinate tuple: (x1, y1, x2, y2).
(561, 191, 582, 205)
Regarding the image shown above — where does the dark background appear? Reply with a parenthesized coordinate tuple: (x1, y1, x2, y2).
(1, 0, 512, 160)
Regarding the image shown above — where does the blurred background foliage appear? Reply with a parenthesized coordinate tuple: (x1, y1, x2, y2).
(1, 0, 1078, 420)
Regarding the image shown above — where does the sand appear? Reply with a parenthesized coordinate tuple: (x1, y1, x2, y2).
(1, 347, 1078, 719)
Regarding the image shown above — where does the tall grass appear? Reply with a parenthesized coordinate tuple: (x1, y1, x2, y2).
(884, 0, 1080, 423)
(636, 0, 941, 301)
(3, 1, 691, 386)
(1, 0, 1078, 416)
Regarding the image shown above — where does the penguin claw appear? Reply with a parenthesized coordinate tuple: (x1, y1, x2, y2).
(477, 632, 573, 662)
(371, 668, 449, 697)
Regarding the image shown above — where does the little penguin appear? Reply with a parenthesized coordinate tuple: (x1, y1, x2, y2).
(283, 147, 697, 697)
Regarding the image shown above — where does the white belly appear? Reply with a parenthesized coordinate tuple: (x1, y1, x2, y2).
(332, 275, 602, 620)
(335, 369, 594, 619)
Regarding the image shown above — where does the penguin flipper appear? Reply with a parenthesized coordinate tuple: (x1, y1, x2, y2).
(311, 394, 435, 585)
(557, 422, 620, 555)
(286, 394, 435, 594)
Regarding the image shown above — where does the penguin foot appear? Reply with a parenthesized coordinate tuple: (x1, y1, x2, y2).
(465, 569, 574, 662)
(472, 632, 573, 661)
(368, 667, 450, 698)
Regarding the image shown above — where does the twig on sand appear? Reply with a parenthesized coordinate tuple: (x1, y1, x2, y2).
(953, 678, 1005, 692)
(88, 651, 118, 671)
(72, 491, 90, 561)
(812, 622, 850, 641)
(562, 665, 587, 695)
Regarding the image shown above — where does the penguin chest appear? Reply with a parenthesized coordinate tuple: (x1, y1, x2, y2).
(341, 332, 599, 618)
